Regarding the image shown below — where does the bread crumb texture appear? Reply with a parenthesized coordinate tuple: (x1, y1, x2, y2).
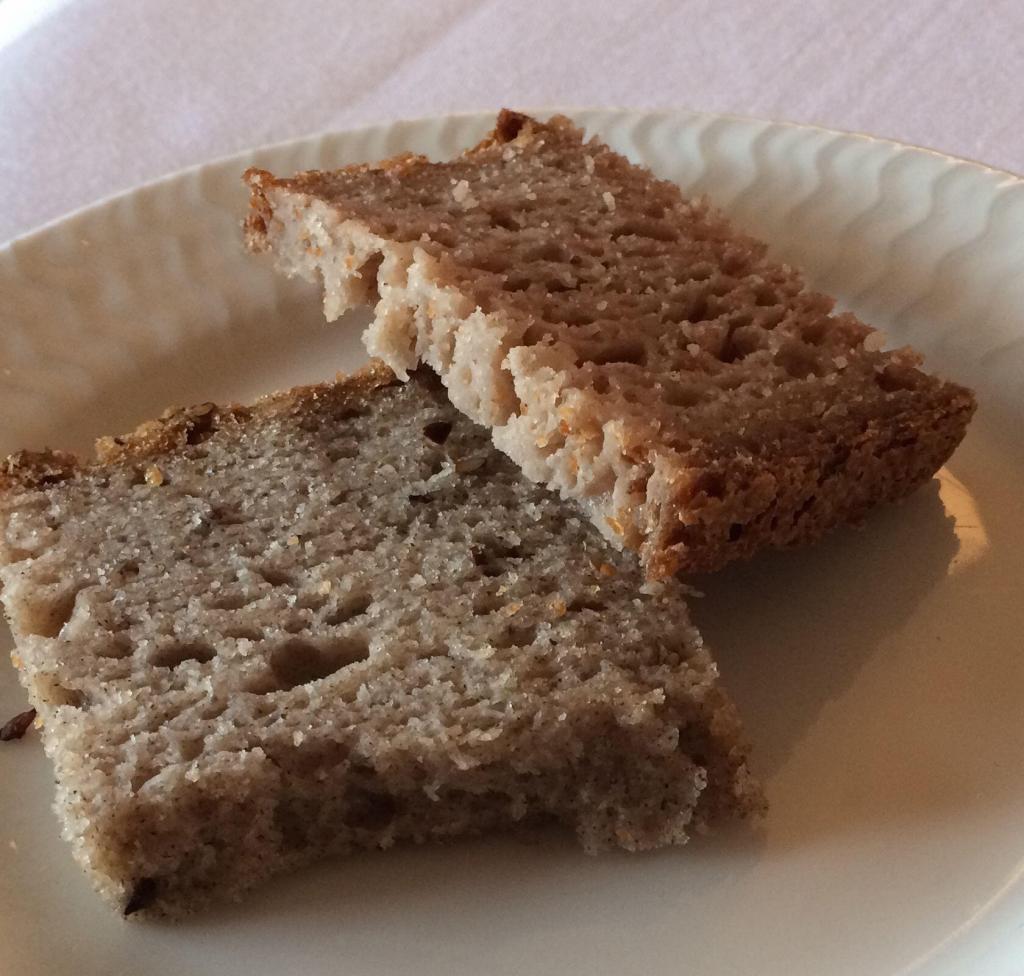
(0, 365, 760, 917)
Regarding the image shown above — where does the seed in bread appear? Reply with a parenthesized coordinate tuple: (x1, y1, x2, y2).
(245, 110, 976, 578)
(0, 364, 761, 917)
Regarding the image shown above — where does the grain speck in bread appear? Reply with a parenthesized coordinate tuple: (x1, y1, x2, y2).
(0, 364, 760, 917)
(245, 110, 976, 578)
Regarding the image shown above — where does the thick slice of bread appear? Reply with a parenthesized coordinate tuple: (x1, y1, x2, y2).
(245, 110, 976, 578)
(0, 364, 760, 917)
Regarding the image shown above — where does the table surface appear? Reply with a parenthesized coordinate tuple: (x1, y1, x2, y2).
(2, 0, 1022, 246)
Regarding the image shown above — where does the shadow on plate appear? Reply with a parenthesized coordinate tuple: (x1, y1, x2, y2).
(691, 480, 957, 781)
(692, 434, 1023, 849)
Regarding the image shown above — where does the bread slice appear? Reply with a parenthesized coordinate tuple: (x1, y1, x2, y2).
(245, 110, 976, 579)
(0, 363, 760, 917)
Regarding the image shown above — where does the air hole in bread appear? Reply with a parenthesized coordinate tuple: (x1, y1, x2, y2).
(211, 505, 246, 526)
(659, 299, 692, 321)
(620, 239, 661, 259)
(471, 590, 504, 615)
(579, 342, 645, 367)
(521, 323, 549, 346)
(325, 592, 373, 627)
(296, 590, 326, 611)
(718, 324, 744, 364)
(774, 343, 821, 380)
(731, 325, 772, 362)
(268, 636, 369, 691)
(817, 446, 852, 483)
(471, 254, 510, 275)
(209, 591, 252, 611)
(800, 321, 829, 346)
(356, 252, 383, 302)
(20, 585, 82, 638)
(486, 209, 519, 232)
(789, 495, 817, 526)
(692, 472, 725, 500)
(665, 522, 698, 548)
(34, 674, 87, 708)
(257, 567, 294, 588)
(567, 597, 606, 613)
(721, 251, 752, 276)
(2, 545, 35, 563)
(150, 641, 216, 670)
(177, 737, 203, 762)
(326, 444, 358, 463)
(876, 365, 919, 393)
(495, 623, 538, 649)
(525, 241, 568, 264)
(471, 548, 506, 578)
(199, 701, 229, 721)
(559, 308, 595, 327)
(427, 226, 458, 248)
(471, 539, 522, 579)
(502, 273, 533, 292)
(223, 625, 262, 642)
(422, 420, 453, 445)
(97, 633, 133, 660)
(185, 418, 217, 447)
(687, 296, 710, 323)
(611, 219, 679, 243)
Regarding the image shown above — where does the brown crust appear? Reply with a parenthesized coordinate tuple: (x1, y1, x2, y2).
(1, 361, 399, 495)
(242, 109, 562, 252)
(494, 108, 529, 142)
(470, 108, 545, 151)
(645, 385, 976, 578)
(1, 450, 80, 492)
(242, 167, 275, 250)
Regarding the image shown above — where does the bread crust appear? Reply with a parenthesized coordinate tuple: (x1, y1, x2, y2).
(1, 361, 400, 491)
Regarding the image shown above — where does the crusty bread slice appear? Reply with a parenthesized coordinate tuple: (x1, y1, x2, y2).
(245, 110, 976, 578)
(0, 363, 760, 917)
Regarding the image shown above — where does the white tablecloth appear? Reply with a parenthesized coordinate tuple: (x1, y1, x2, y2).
(2, 0, 1022, 246)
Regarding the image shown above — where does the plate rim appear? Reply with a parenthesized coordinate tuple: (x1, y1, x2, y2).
(4, 105, 1022, 254)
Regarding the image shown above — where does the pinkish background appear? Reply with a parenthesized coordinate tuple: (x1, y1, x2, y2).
(2, 0, 1021, 245)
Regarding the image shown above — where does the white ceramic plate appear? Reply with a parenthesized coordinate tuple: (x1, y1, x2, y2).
(2, 110, 1022, 976)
